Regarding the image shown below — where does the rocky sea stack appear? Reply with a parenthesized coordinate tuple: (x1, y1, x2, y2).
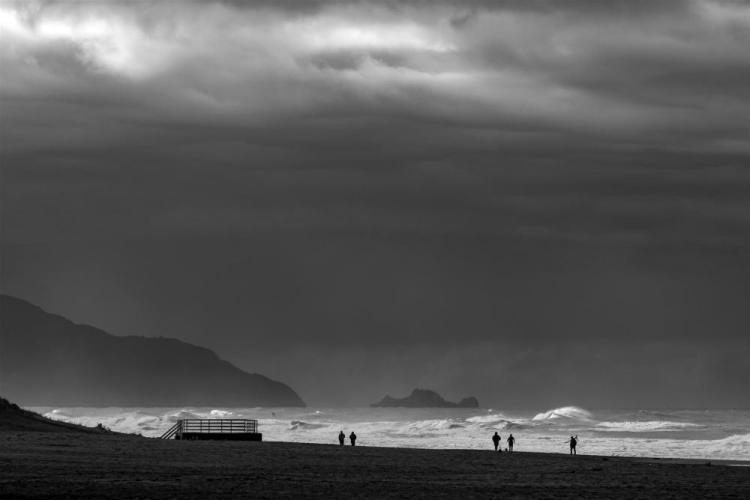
(371, 389, 479, 408)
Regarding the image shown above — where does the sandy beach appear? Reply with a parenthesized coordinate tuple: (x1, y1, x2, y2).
(1, 430, 748, 499)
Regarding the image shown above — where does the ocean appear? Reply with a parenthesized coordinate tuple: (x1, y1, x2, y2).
(33, 406, 750, 461)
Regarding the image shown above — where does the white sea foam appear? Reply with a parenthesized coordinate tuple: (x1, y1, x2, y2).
(465, 413, 510, 424)
(209, 409, 233, 418)
(702, 433, 750, 458)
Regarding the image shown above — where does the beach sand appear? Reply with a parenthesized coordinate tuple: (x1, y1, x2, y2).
(1, 431, 748, 499)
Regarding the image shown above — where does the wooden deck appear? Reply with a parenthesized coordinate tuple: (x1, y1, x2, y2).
(160, 419, 262, 441)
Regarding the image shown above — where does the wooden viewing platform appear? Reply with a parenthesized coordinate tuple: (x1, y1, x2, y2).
(160, 419, 262, 441)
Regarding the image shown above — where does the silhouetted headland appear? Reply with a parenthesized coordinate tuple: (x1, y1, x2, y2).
(0, 295, 305, 407)
(371, 389, 479, 408)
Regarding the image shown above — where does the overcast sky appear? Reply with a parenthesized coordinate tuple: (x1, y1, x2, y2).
(1, 0, 748, 407)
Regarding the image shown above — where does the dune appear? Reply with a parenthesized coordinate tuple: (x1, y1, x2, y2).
(0, 396, 122, 434)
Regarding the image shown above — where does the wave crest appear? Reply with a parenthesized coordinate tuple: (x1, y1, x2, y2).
(532, 406, 592, 422)
(703, 433, 750, 456)
(290, 420, 328, 430)
(596, 420, 702, 432)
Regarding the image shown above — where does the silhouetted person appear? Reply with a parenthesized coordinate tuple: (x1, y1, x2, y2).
(507, 434, 515, 452)
(492, 432, 500, 451)
(569, 435, 577, 455)
(350, 431, 357, 446)
(338, 430, 345, 446)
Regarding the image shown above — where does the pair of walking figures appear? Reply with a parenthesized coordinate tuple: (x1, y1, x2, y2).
(339, 430, 356, 446)
(492, 432, 515, 452)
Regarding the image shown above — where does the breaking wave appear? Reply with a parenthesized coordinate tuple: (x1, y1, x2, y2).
(532, 406, 593, 422)
(702, 433, 750, 458)
(290, 421, 328, 430)
(465, 414, 527, 431)
(596, 420, 703, 432)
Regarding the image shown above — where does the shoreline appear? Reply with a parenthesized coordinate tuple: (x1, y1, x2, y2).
(2, 430, 749, 498)
(30, 405, 750, 463)
(257, 439, 750, 466)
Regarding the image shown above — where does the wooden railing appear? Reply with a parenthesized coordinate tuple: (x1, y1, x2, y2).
(160, 419, 259, 439)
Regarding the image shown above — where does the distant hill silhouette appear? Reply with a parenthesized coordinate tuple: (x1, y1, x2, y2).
(0, 295, 305, 407)
(371, 389, 479, 408)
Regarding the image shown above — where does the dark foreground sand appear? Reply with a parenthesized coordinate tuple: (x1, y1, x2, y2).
(1, 432, 749, 499)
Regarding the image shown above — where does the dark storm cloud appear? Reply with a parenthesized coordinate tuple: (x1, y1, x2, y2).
(1, 1, 748, 406)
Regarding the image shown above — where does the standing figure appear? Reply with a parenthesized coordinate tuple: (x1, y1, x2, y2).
(507, 434, 515, 452)
(492, 432, 501, 451)
(338, 430, 345, 446)
(350, 431, 357, 446)
(569, 435, 577, 455)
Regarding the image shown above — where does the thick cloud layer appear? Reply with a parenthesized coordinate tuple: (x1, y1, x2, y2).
(1, 1, 748, 406)
(2, 1, 749, 147)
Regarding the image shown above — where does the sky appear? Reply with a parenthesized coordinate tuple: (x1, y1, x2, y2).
(1, 0, 749, 408)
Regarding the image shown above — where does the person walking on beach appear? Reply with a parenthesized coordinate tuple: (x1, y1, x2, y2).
(507, 434, 515, 452)
(492, 432, 501, 451)
(349, 431, 357, 446)
(338, 430, 345, 446)
(569, 435, 578, 455)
